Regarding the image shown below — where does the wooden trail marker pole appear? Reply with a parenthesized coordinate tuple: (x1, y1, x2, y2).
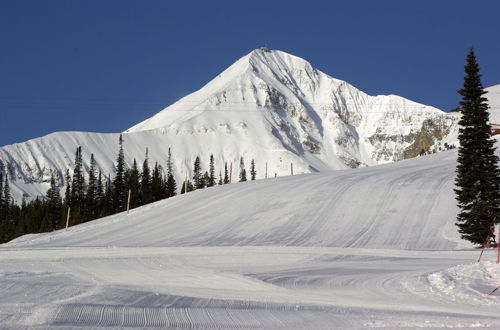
(65, 207, 71, 231)
(126, 189, 131, 214)
(291, 163, 293, 176)
(265, 162, 268, 179)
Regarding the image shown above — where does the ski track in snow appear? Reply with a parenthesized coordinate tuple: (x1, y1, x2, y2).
(1, 247, 499, 329)
(2, 149, 500, 328)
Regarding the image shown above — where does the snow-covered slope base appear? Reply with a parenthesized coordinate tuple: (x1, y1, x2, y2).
(1, 49, 460, 202)
(6, 150, 464, 250)
(2, 148, 500, 328)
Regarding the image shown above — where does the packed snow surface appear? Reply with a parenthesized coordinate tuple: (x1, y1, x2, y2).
(2, 148, 500, 328)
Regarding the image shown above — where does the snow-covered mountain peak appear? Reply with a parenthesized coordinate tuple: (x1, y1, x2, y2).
(1, 49, 461, 201)
(247, 48, 318, 79)
(125, 48, 339, 133)
(125, 48, 458, 166)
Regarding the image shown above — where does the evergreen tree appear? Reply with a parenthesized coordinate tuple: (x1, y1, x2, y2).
(218, 170, 223, 185)
(164, 147, 177, 198)
(180, 180, 194, 194)
(208, 154, 216, 187)
(202, 171, 210, 188)
(85, 154, 97, 220)
(64, 169, 71, 206)
(223, 162, 229, 184)
(239, 157, 247, 182)
(126, 159, 140, 209)
(46, 174, 62, 230)
(19, 197, 27, 234)
(0, 172, 3, 220)
(96, 170, 104, 216)
(166, 148, 174, 177)
(455, 48, 500, 245)
(193, 156, 204, 189)
(104, 175, 114, 215)
(140, 148, 152, 204)
(151, 162, 166, 201)
(250, 159, 256, 180)
(166, 173, 177, 198)
(71, 146, 85, 219)
(113, 134, 126, 211)
(3, 175, 10, 221)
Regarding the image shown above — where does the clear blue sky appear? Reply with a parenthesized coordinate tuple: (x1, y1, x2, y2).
(1, 0, 499, 146)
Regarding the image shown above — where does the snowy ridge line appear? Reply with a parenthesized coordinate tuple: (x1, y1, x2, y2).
(1, 48, 463, 202)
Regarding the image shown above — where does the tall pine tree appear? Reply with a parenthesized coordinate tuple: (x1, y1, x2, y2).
(104, 175, 114, 215)
(455, 48, 500, 245)
(0, 172, 3, 220)
(141, 148, 152, 204)
(96, 170, 104, 216)
(250, 159, 256, 180)
(46, 174, 62, 230)
(223, 162, 229, 184)
(85, 154, 97, 220)
(208, 154, 216, 187)
(126, 159, 140, 209)
(113, 134, 126, 211)
(193, 156, 204, 189)
(166, 148, 173, 177)
(165, 147, 177, 198)
(64, 169, 71, 206)
(239, 157, 247, 182)
(151, 162, 166, 201)
(71, 146, 85, 220)
(3, 175, 10, 221)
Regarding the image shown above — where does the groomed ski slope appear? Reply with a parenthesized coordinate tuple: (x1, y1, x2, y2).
(6, 150, 465, 250)
(2, 149, 500, 328)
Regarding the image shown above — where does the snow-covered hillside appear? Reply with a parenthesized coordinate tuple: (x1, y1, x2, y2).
(6, 149, 466, 250)
(0, 49, 460, 201)
(2, 144, 500, 328)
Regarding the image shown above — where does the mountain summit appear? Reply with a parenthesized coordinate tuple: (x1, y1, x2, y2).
(128, 48, 458, 167)
(1, 48, 460, 200)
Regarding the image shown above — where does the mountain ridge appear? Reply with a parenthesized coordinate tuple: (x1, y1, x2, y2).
(1, 48, 464, 201)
